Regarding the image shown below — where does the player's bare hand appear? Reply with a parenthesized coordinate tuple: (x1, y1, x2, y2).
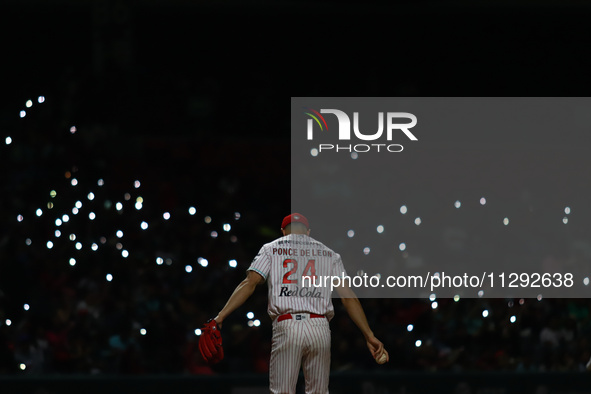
(366, 336, 389, 363)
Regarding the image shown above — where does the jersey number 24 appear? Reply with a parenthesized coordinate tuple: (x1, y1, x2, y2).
(282, 258, 316, 284)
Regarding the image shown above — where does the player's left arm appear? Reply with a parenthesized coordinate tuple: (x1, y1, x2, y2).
(214, 270, 265, 327)
(336, 284, 389, 363)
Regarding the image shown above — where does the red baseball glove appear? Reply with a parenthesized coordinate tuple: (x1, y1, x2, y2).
(198, 319, 224, 364)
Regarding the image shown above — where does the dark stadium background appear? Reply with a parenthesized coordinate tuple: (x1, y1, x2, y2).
(1, 0, 591, 393)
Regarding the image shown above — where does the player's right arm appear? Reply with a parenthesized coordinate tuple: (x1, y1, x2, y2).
(333, 254, 389, 363)
(214, 270, 265, 327)
(336, 284, 389, 362)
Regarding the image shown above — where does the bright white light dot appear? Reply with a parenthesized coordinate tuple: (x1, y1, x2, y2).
(26, 100, 33, 108)
(211, 231, 218, 238)
(55, 230, 61, 238)
(478, 290, 484, 297)
(399, 243, 406, 251)
(429, 293, 436, 301)
(98, 179, 104, 186)
(62, 215, 69, 223)
(347, 230, 355, 238)
(198, 258, 209, 267)
(160, 212, 170, 220)
(38, 96, 45, 103)
(91, 243, 98, 251)
(20, 363, 26, 371)
(106, 274, 113, 282)
(135, 202, 143, 210)
(69, 234, 76, 241)
(565, 206, 571, 214)
(20, 110, 26, 118)
(195, 329, 202, 336)
(36, 209, 43, 217)
(185, 265, 193, 273)
(480, 197, 486, 205)
(234, 212, 241, 220)
(415, 340, 422, 347)
(70, 126, 76, 134)
(431, 301, 438, 309)
(115, 230, 123, 238)
(377, 225, 384, 233)
(24, 304, 30, 311)
(75, 201, 82, 209)
(510, 315, 516, 323)
(5, 319, 12, 326)
(363, 247, 370, 255)
(247, 320, 254, 327)
(229, 259, 238, 268)
(253, 319, 261, 327)
(503, 217, 509, 226)
(189, 207, 196, 215)
(247, 312, 254, 319)
(537, 294, 543, 301)
(89, 212, 96, 220)
(454, 295, 460, 302)
(55, 218, 62, 226)
(47, 241, 53, 249)
(400, 205, 408, 214)
(584, 277, 589, 286)
(407, 324, 414, 332)
(75, 242, 82, 250)
(140, 221, 148, 230)
(87, 192, 95, 201)
(69, 258, 76, 266)
(310, 148, 319, 157)
(140, 328, 147, 336)
(17, 215, 23, 222)
(71, 178, 78, 186)
(72, 207, 78, 215)
(5, 136, 12, 145)
(414, 217, 421, 226)
(156, 257, 164, 265)
(122, 250, 129, 258)
(116, 202, 123, 211)
(563, 217, 568, 224)
(134, 180, 141, 188)
(482, 310, 489, 318)
(223, 223, 231, 232)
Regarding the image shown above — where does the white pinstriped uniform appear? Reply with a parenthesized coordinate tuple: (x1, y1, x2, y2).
(248, 234, 347, 394)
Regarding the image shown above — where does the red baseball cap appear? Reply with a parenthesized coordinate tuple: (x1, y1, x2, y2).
(281, 213, 309, 229)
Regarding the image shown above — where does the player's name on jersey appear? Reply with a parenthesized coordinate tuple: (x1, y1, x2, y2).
(278, 286, 323, 298)
(272, 247, 333, 257)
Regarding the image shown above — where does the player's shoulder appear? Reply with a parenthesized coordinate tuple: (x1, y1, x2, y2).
(309, 236, 337, 254)
(297, 235, 340, 258)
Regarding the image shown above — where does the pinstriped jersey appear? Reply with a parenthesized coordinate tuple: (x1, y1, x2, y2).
(247, 234, 347, 322)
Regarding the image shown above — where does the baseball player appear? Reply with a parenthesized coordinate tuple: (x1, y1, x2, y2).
(200, 213, 388, 394)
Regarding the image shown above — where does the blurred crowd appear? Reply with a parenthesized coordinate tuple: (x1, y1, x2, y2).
(2, 65, 591, 377)
(2, 121, 591, 375)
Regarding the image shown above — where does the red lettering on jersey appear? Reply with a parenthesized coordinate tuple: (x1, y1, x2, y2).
(282, 259, 298, 284)
(302, 259, 316, 281)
